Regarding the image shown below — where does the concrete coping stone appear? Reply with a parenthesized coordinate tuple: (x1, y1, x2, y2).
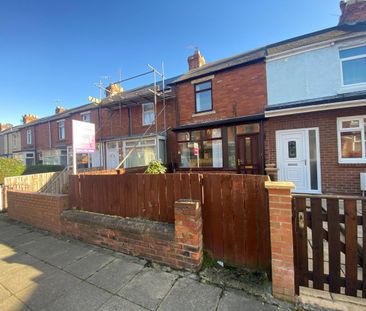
(265, 181, 296, 190)
(61, 210, 175, 241)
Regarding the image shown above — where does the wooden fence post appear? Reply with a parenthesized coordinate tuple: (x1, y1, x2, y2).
(265, 181, 296, 302)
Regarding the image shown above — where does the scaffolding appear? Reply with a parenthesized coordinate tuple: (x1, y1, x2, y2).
(94, 63, 170, 170)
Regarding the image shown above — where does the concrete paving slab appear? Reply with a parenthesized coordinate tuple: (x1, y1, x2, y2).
(64, 250, 115, 279)
(0, 260, 57, 293)
(119, 268, 178, 310)
(0, 283, 12, 301)
(0, 253, 39, 280)
(217, 290, 277, 311)
(157, 277, 222, 311)
(15, 270, 82, 310)
(97, 295, 148, 311)
(5, 231, 45, 248)
(44, 243, 93, 269)
(43, 281, 112, 311)
(0, 295, 31, 311)
(87, 258, 144, 293)
(0, 244, 18, 259)
(0, 226, 31, 241)
(19, 236, 70, 261)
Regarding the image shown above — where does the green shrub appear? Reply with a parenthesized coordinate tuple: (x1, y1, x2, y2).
(0, 158, 26, 184)
(23, 164, 64, 175)
(144, 160, 167, 174)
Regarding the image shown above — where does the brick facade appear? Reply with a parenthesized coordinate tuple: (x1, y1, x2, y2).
(61, 199, 203, 271)
(264, 106, 366, 194)
(265, 181, 296, 302)
(7, 191, 69, 233)
(175, 61, 267, 126)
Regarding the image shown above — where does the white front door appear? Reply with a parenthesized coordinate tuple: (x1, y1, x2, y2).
(276, 128, 321, 193)
(106, 142, 120, 170)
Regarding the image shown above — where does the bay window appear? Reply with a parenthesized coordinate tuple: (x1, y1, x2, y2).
(178, 128, 223, 168)
(338, 116, 366, 163)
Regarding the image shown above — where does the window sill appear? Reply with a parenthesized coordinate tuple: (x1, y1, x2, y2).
(338, 160, 366, 165)
(192, 110, 216, 118)
(338, 83, 366, 94)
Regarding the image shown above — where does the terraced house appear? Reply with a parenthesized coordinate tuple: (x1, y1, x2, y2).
(170, 48, 267, 174)
(264, 0, 366, 194)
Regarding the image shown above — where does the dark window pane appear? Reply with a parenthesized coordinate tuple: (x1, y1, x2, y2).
(236, 123, 260, 134)
(288, 141, 297, 158)
(227, 126, 236, 169)
(342, 58, 366, 85)
(177, 132, 190, 142)
(191, 130, 201, 141)
(341, 131, 362, 158)
(340, 45, 366, 58)
(195, 81, 211, 91)
(196, 90, 212, 112)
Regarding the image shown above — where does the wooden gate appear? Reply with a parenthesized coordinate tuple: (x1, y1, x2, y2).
(293, 194, 366, 298)
(202, 173, 271, 271)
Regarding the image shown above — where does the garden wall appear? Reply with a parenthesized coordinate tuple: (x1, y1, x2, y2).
(7, 191, 69, 233)
(61, 199, 203, 271)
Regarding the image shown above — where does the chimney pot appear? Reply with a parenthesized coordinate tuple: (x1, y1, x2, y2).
(22, 114, 38, 124)
(188, 49, 206, 71)
(105, 83, 124, 97)
(55, 106, 66, 114)
(339, 0, 366, 25)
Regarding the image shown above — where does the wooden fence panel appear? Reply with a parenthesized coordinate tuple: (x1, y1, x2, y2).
(201, 173, 271, 271)
(67, 172, 270, 271)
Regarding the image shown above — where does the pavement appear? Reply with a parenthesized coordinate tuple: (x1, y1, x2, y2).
(0, 214, 280, 311)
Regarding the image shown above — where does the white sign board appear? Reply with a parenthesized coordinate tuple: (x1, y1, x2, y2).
(72, 120, 96, 174)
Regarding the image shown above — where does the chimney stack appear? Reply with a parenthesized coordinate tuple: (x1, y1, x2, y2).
(105, 83, 124, 97)
(0, 123, 12, 132)
(22, 114, 38, 124)
(339, 0, 366, 25)
(55, 106, 66, 114)
(188, 49, 206, 71)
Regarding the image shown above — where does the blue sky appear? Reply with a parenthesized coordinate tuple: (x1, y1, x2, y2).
(1, 0, 340, 125)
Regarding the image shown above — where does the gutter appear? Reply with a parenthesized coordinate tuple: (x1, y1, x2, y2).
(265, 99, 366, 118)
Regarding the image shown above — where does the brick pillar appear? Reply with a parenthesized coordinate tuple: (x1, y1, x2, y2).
(174, 199, 203, 271)
(265, 181, 296, 302)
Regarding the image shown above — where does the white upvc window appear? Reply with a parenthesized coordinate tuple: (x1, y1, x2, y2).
(81, 112, 91, 122)
(26, 129, 32, 145)
(340, 45, 366, 87)
(337, 115, 366, 163)
(142, 103, 155, 126)
(58, 120, 65, 140)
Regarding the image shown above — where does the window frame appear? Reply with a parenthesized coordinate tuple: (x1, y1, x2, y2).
(337, 115, 366, 164)
(26, 129, 32, 145)
(194, 81, 213, 114)
(142, 103, 155, 126)
(58, 120, 65, 140)
(81, 111, 91, 122)
(177, 127, 223, 169)
(339, 44, 366, 88)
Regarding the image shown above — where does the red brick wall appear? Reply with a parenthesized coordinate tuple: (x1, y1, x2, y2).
(20, 126, 35, 151)
(175, 61, 267, 126)
(264, 106, 366, 194)
(7, 191, 69, 233)
(61, 199, 203, 271)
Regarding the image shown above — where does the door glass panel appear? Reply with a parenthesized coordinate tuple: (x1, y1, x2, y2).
(309, 130, 318, 190)
(245, 137, 251, 163)
(288, 141, 297, 158)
